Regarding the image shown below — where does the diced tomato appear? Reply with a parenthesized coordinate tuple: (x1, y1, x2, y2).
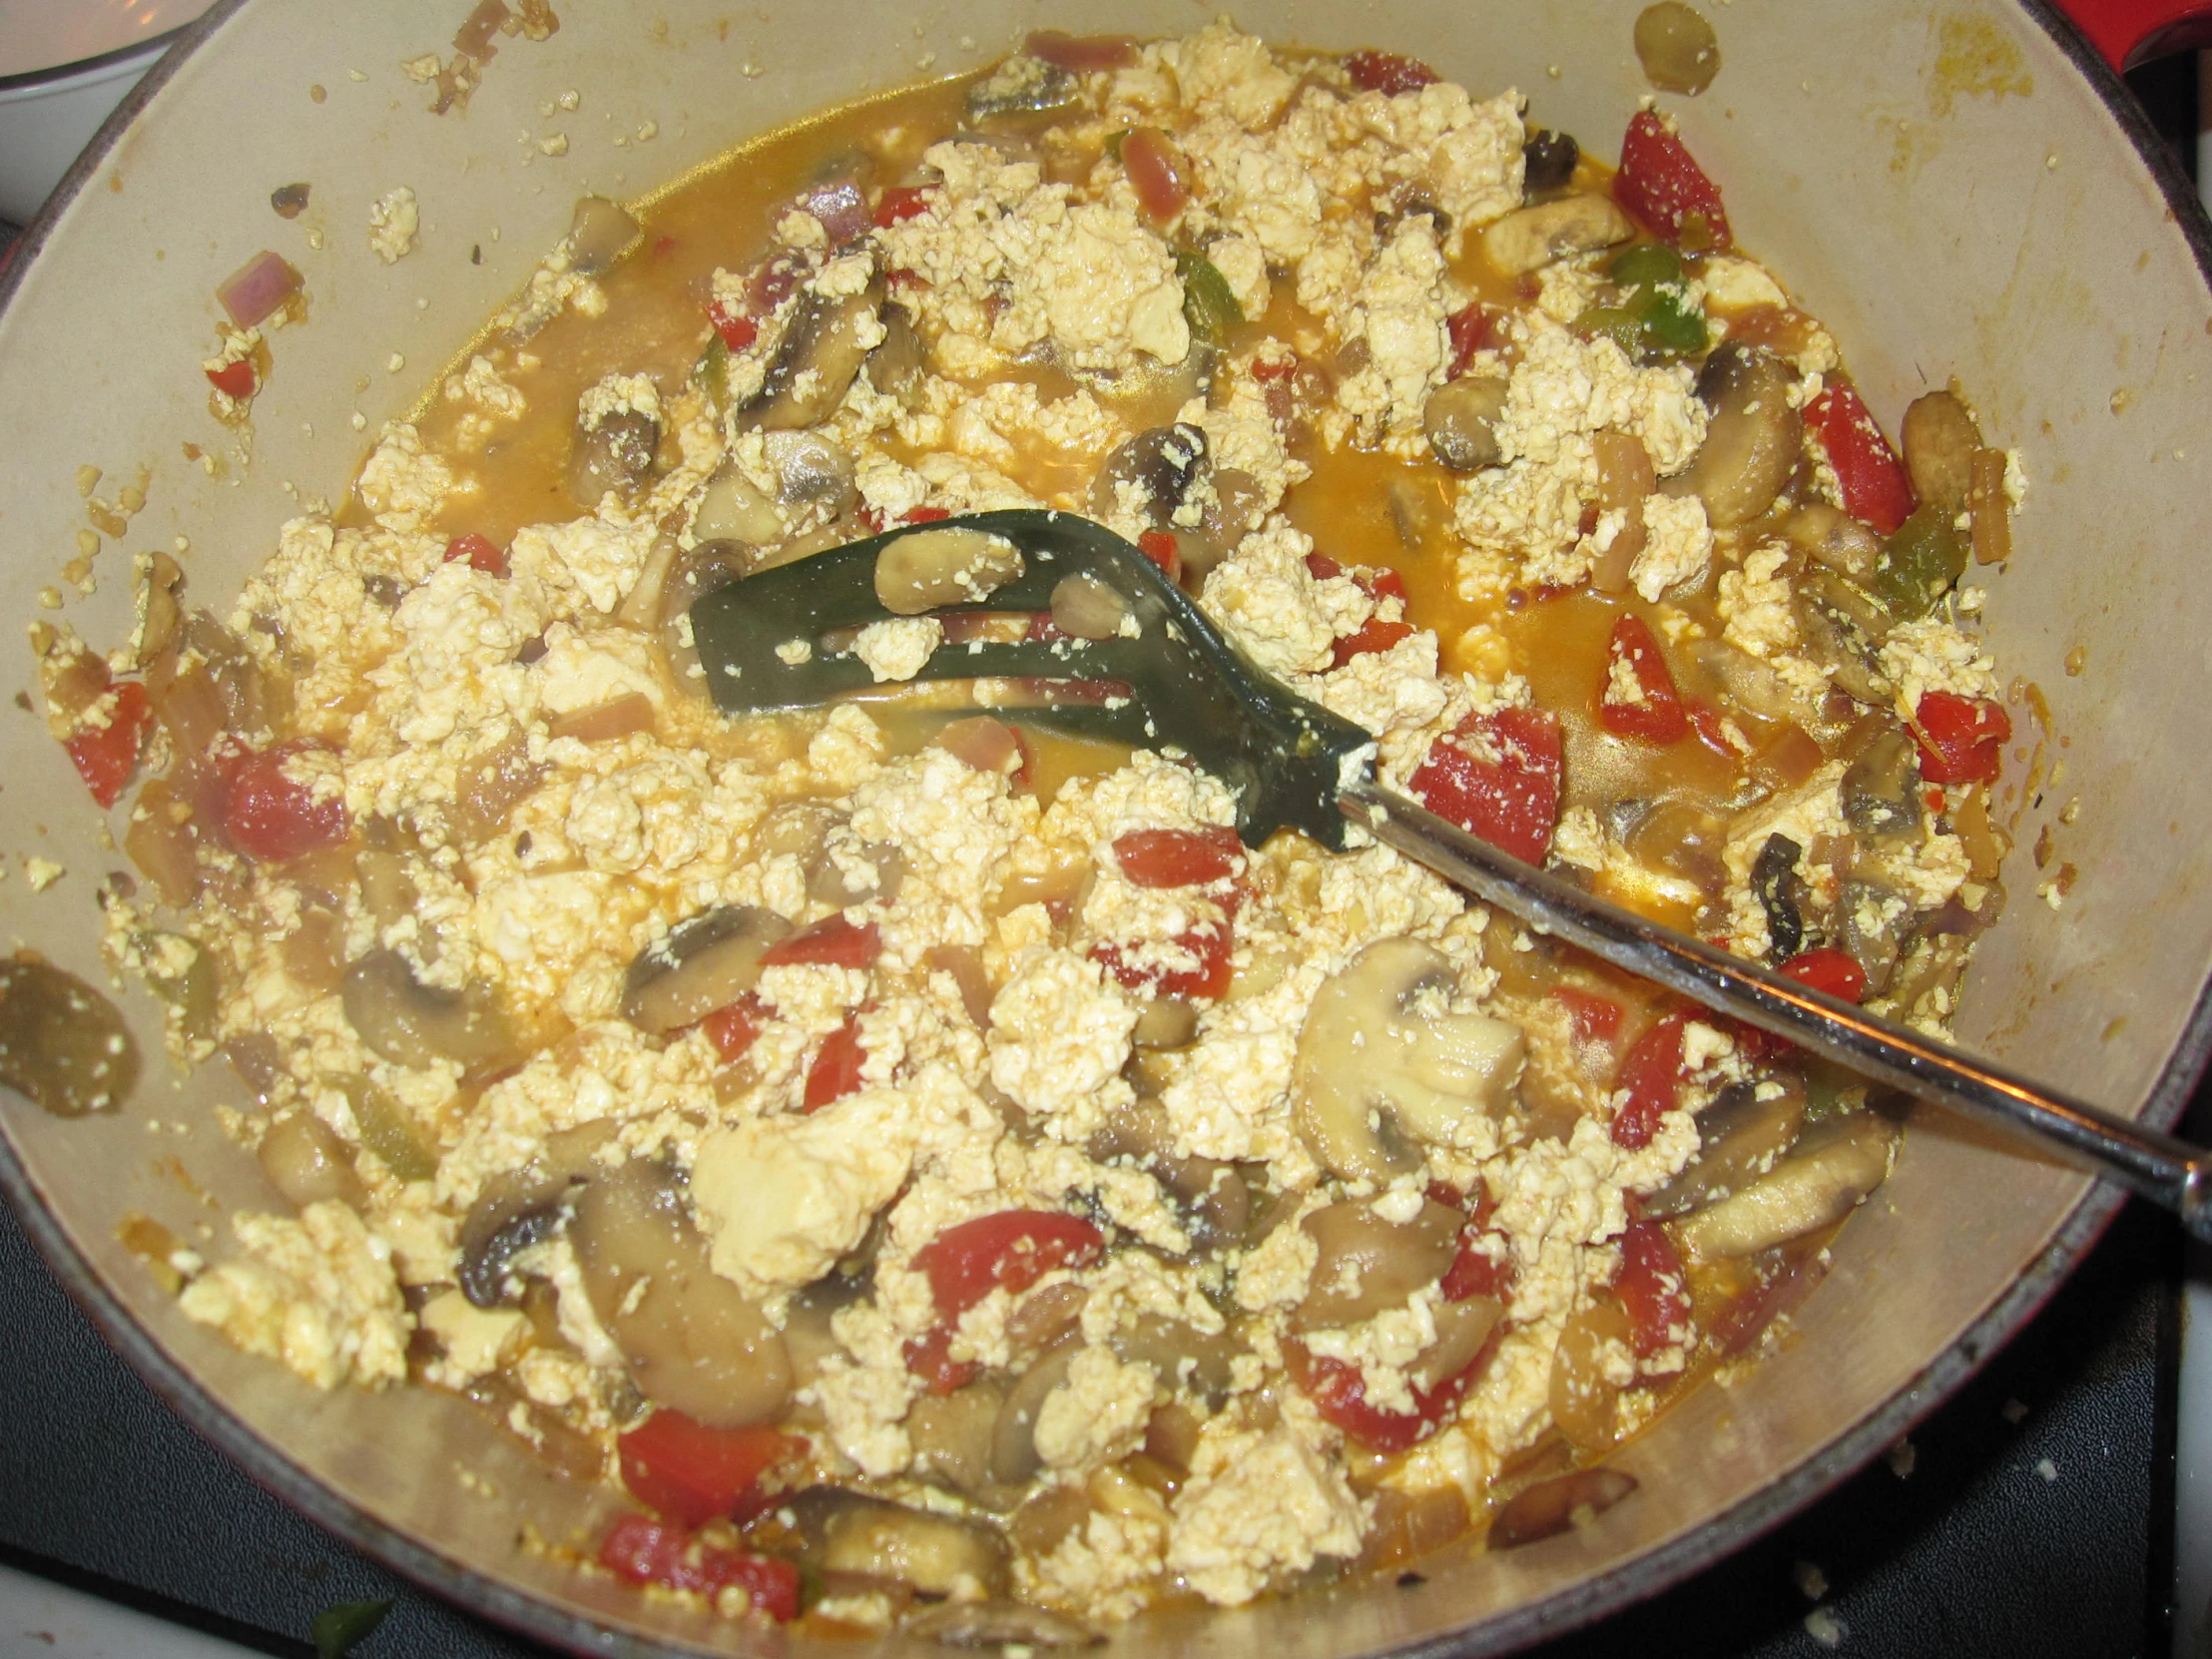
(706, 302, 759, 352)
(1112, 827, 1243, 888)
(1614, 1221, 1692, 1358)
(803, 1012, 865, 1111)
(1551, 984, 1623, 1048)
(1803, 382, 1915, 535)
(701, 993, 768, 1063)
(1304, 552, 1344, 581)
(1778, 946, 1868, 1004)
(1612, 110, 1733, 251)
(1684, 698, 1735, 758)
(1598, 614, 1689, 746)
(1136, 529, 1181, 581)
(1407, 707, 1564, 865)
(761, 913, 879, 969)
(598, 1515, 801, 1620)
(1912, 691, 2011, 786)
(1022, 29, 1140, 70)
(1440, 1187, 1517, 1304)
(873, 185, 933, 228)
(1611, 1010, 1691, 1150)
(1331, 616, 1415, 668)
(222, 740, 350, 863)
(65, 681, 152, 809)
(204, 358, 256, 400)
(899, 505, 952, 527)
(1092, 920, 1234, 1000)
(901, 1325, 981, 1395)
(915, 1210, 1106, 1322)
(1252, 353, 1299, 383)
(1363, 568, 1409, 606)
(617, 1411, 799, 1529)
(443, 533, 507, 577)
(1343, 48, 1439, 95)
(1286, 1339, 1490, 1452)
(1121, 128, 1189, 225)
(1446, 303, 1496, 379)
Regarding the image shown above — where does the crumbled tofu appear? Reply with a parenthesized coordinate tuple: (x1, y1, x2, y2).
(367, 186, 421, 264)
(1166, 1418, 1369, 1605)
(850, 616, 942, 683)
(179, 1203, 409, 1390)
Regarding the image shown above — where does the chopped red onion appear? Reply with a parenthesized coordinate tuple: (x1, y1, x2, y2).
(216, 251, 302, 328)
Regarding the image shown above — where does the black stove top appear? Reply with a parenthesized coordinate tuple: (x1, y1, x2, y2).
(0, 1190, 2177, 1659)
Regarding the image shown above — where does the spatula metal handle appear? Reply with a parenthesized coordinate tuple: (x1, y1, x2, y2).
(1342, 779, 2212, 1244)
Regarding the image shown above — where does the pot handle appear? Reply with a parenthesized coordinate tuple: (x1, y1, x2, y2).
(2048, 0, 2212, 72)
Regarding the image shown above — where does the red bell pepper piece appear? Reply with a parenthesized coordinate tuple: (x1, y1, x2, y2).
(1611, 1011, 1691, 1149)
(705, 302, 759, 352)
(616, 1410, 798, 1529)
(65, 681, 153, 809)
(1597, 614, 1689, 746)
(803, 1012, 866, 1111)
(204, 359, 257, 400)
(901, 1325, 982, 1395)
(1446, 303, 1497, 379)
(443, 533, 507, 577)
(222, 739, 350, 863)
(1092, 919, 1234, 1000)
(701, 993, 768, 1063)
(915, 1210, 1105, 1321)
(598, 1514, 801, 1620)
(761, 914, 880, 969)
(872, 185, 933, 228)
(1613, 1220, 1692, 1358)
(1778, 946, 1869, 1004)
(1612, 110, 1733, 250)
(1136, 529, 1181, 581)
(1111, 827, 1243, 888)
(1804, 381, 1915, 535)
(1286, 1338, 1493, 1452)
(1912, 691, 2011, 785)
(1408, 707, 1564, 865)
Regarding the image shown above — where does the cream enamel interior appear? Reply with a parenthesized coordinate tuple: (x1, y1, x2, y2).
(0, 1, 2206, 1654)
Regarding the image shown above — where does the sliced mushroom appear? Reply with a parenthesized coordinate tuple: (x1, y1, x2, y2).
(456, 1118, 620, 1308)
(965, 54, 1078, 120)
(1521, 129, 1580, 197)
(573, 1158, 792, 1426)
(453, 732, 549, 842)
(1087, 423, 1211, 530)
(744, 276, 886, 431)
(869, 302, 928, 403)
(905, 1601, 1102, 1649)
(1489, 1466, 1638, 1549)
(622, 905, 792, 1036)
(766, 430, 858, 515)
(1902, 389, 1981, 515)
(1640, 1077, 1809, 1220)
(1668, 342, 1796, 528)
(1480, 196, 1634, 276)
(1749, 833, 1808, 962)
(1423, 376, 1509, 472)
(258, 1111, 366, 1211)
(567, 408, 660, 507)
(875, 526, 1025, 615)
(1294, 1200, 1463, 1331)
(1676, 1109, 1898, 1258)
(908, 1380, 1014, 1503)
(791, 1486, 1011, 1598)
(1687, 638, 1797, 727)
(1837, 877, 1911, 996)
(1781, 502, 1883, 582)
(1548, 1301, 1633, 1450)
(1841, 725, 1924, 842)
(341, 947, 522, 1076)
(1792, 567, 1895, 706)
(1049, 573, 1131, 641)
(991, 1334, 1082, 1485)
(567, 195, 644, 275)
(1106, 1315, 1240, 1405)
(1089, 1099, 1249, 1255)
(693, 459, 788, 545)
(1292, 937, 1525, 1184)
(1410, 1294, 1506, 1391)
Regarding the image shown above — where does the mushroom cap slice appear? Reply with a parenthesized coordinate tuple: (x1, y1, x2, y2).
(1292, 937, 1526, 1184)
(621, 904, 792, 1036)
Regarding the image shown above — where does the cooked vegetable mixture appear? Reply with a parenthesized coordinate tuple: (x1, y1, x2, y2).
(40, 20, 2022, 1637)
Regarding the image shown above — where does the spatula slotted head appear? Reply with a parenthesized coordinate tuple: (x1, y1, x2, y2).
(688, 510, 1373, 849)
